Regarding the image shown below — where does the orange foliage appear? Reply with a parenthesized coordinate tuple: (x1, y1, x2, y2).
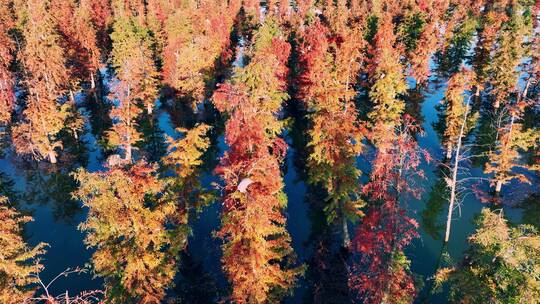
(12, 0, 69, 163)
(0, 197, 47, 303)
(162, 0, 239, 105)
(366, 16, 408, 149)
(0, 2, 15, 124)
(296, 15, 366, 225)
(213, 19, 301, 302)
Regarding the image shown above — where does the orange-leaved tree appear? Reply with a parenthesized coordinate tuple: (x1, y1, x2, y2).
(162, 0, 239, 107)
(296, 12, 365, 247)
(162, 123, 212, 224)
(366, 15, 408, 149)
(212, 18, 302, 303)
(485, 103, 540, 193)
(0, 1, 15, 125)
(440, 68, 477, 159)
(12, 0, 69, 164)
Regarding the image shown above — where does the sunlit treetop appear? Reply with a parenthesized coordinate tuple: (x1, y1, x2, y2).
(440, 68, 477, 158)
(19, 0, 68, 98)
(163, 123, 211, 180)
(111, 0, 145, 19)
(111, 15, 159, 113)
(214, 17, 291, 137)
(367, 15, 408, 147)
(11, 0, 70, 164)
(485, 117, 540, 192)
(162, 0, 238, 105)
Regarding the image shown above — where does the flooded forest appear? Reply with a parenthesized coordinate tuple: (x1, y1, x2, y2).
(0, 0, 539, 303)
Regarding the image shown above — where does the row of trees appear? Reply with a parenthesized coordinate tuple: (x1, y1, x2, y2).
(0, 0, 539, 303)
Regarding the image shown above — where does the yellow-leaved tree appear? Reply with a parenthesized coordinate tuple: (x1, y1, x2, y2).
(0, 196, 47, 303)
(74, 162, 178, 303)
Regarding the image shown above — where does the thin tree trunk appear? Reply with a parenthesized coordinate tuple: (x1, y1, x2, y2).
(444, 96, 471, 243)
(126, 144, 132, 162)
(342, 215, 350, 248)
(495, 180, 503, 193)
(48, 150, 57, 164)
(126, 84, 133, 163)
(90, 72, 95, 89)
(446, 142, 452, 160)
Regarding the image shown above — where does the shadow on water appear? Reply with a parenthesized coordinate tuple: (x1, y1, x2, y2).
(282, 99, 351, 304)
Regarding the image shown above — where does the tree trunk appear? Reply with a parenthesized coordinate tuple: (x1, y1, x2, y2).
(494, 98, 500, 109)
(48, 151, 57, 164)
(342, 215, 350, 248)
(495, 180, 503, 193)
(446, 142, 453, 160)
(90, 72, 95, 90)
(126, 144, 132, 162)
(69, 89, 75, 104)
(444, 96, 471, 243)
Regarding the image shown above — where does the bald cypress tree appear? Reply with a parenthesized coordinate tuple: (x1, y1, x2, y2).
(12, 0, 69, 164)
(213, 19, 301, 302)
(296, 10, 365, 247)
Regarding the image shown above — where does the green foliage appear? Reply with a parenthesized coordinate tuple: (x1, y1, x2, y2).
(436, 15, 477, 75)
(364, 14, 379, 44)
(398, 11, 426, 54)
(436, 208, 540, 303)
(162, 123, 213, 213)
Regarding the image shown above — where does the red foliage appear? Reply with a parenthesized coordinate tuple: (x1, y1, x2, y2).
(0, 2, 14, 124)
(363, 115, 428, 201)
(90, 0, 112, 51)
(350, 117, 428, 303)
(51, 0, 101, 85)
(349, 204, 419, 304)
(214, 89, 297, 302)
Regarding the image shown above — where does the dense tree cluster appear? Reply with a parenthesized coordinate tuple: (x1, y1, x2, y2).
(0, 0, 538, 303)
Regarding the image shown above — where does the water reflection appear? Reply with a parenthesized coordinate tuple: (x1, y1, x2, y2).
(421, 166, 450, 240)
